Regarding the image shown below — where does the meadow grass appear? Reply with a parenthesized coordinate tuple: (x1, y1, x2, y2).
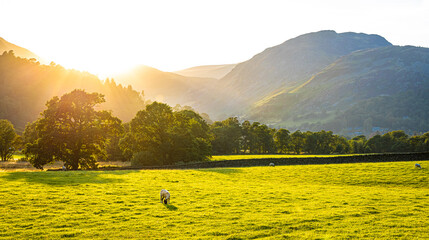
(210, 153, 371, 161)
(0, 161, 428, 239)
(12, 154, 25, 160)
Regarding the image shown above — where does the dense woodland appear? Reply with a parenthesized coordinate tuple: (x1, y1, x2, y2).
(0, 51, 146, 132)
(0, 89, 428, 169)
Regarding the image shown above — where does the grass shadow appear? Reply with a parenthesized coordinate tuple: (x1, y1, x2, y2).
(165, 204, 178, 211)
(197, 168, 242, 174)
(0, 171, 126, 186)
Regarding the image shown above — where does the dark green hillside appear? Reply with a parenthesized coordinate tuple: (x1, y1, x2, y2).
(249, 46, 429, 134)
(219, 30, 391, 110)
(0, 51, 145, 132)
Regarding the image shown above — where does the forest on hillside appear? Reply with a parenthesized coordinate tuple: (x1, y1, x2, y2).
(0, 51, 146, 132)
(1, 89, 428, 169)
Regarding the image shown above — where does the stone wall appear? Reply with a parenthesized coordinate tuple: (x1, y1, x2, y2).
(129, 152, 429, 170)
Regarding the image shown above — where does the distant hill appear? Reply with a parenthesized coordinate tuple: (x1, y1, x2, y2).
(114, 65, 213, 106)
(248, 46, 429, 135)
(174, 64, 237, 79)
(0, 37, 42, 61)
(113, 65, 230, 118)
(0, 51, 145, 132)
(3, 31, 428, 135)
(219, 30, 392, 111)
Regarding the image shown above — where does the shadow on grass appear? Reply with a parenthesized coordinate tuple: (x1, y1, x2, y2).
(0, 171, 127, 186)
(165, 204, 178, 211)
(196, 168, 242, 174)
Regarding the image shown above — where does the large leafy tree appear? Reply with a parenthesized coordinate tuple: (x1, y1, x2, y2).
(211, 117, 242, 154)
(0, 119, 17, 161)
(125, 102, 212, 166)
(23, 90, 122, 170)
(290, 130, 305, 154)
(274, 129, 291, 153)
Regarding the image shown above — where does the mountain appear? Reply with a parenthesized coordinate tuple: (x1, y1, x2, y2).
(113, 65, 230, 118)
(0, 37, 41, 61)
(218, 30, 392, 111)
(114, 65, 214, 106)
(0, 51, 145, 132)
(174, 64, 237, 79)
(248, 46, 429, 134)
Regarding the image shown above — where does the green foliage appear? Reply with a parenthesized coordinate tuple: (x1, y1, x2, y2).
(23, 90, 123, 170)
(349, 135, 367, 153)
(274, 129, 291, 153)
(290, 130, 305, 154)
(409, 133, 429, 152)
(241, 121, 275, 154)
(248, 46, 429, 135)
(126, 102, 212, 165)
(0, 51, 145, 132)
(0, 119, 17, 161)
(211, 117, 241, 154)
(0, 161, 427, 239)
(364, 131, 413, 153)
(210, 118, 427, 155)
(131, 151, 160, 167)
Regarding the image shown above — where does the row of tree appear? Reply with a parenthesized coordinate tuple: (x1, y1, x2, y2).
(210, 117, 429, 155)
(0, 89, 428, 169)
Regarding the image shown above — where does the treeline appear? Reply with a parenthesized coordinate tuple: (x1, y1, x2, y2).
(0, 50, 146, 132)
(210, 117, 429, 155)
(1, 89, 428, 169)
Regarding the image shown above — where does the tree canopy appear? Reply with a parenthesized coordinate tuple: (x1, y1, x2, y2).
(23, 90, 122, 169)
(123, 102, 212, 166)
(0, 119, 17, 161)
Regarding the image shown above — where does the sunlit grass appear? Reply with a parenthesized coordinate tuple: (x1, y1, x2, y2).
(0, 161, 427, 239)
(12, 154, 25, 160)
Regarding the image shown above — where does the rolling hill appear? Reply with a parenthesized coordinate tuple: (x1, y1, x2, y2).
(2, 30, 428, 135)
(218, 30, 392, 108)
(113, 65, 238, 120)
(0, 37, 42, 61)
(0, 51, 145, 132)
(173, 64, 237, 79)
(248, 46, 429, 134)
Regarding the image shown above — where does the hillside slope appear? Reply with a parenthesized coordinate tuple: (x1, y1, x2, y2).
(248, 46, 429, 134)
(114, 65, 230, 118)
(219, 30, 392, 108)
(0, 51, 145, 131)
(0, 37, 41, 61)
(174, 64, 237, 79)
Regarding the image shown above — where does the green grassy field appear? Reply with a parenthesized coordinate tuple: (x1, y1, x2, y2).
(210, 154, 371, 161)
(12, 154, 25, 160)
(0, 161, 428, 239)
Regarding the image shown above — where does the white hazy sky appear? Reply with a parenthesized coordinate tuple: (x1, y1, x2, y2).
(0, 0, 428, 78)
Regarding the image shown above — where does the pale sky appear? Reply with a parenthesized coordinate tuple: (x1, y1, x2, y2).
(0, 0, 428, 78)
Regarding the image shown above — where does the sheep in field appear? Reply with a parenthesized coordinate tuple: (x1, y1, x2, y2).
(160, 189, 170, 204)
(415, 163, 422, 169)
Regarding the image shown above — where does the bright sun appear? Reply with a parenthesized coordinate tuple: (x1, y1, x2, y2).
(58, 57, 138, 80)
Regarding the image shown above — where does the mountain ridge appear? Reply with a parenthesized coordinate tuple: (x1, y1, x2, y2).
(217, 30, 392, 114)
(0, 37, 43, 62)
(173, 64, 237, 79)
(248, 45, 429, 134)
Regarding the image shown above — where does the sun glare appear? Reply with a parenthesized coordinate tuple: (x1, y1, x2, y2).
(56, 57, 138, 80)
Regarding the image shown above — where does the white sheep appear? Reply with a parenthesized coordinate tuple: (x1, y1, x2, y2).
(415, 163, 422, 169)
(269, 163, 275, 167)
(160, 189, 170, 204)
